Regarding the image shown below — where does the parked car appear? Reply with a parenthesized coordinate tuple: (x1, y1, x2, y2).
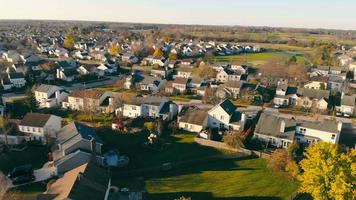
(8, 165, 35, 185)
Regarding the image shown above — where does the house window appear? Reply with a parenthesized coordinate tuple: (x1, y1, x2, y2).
(331, 134, 336, 140)
(33, 128, 36, 132)
(220, 115, 224, 120)
(132, 106, 136, 110)
(185, 124, 188, 128)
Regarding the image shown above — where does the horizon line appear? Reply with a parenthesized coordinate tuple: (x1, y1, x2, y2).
(1, 18, 356, 32)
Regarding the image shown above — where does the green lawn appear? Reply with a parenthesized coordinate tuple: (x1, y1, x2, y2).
(118, 158, 298, 200)
(98, 130, 229, 170)
(209, 51, 305, 67)
(0, 146, 49, 174)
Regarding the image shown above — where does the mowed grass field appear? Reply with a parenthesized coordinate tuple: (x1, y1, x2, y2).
(208, 51, 306, 67)
(121, 158, 299, 200)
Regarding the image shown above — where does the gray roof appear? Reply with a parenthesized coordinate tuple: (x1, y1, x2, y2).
(255, 112, 296, 141)
(297, 120, 341, 134)
(57, 122, 103, 148)
(130, 96, 168, 106)
(297, 88, 330, 100)
(179, 108, 207, 126)
(35, 84, 61, 93)
(341, 95, 356, 107)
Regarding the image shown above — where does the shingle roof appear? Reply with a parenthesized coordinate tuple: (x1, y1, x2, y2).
(19, 113, 52, 127)
(297, 88, 330, 100)
(255, 112, 296, 141)
(57, 122, 103, 147)
(179, 108, 207, 126)
(297, 120, 341, 134)
(219, 99, 237, 116)
(70, 89, 106, 99)
(341, 95, 356, 107)
(35, 84, 61, 93)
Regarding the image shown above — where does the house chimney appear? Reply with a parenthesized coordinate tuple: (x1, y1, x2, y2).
(90, 136, 96, 155)
(280, 120, 285, 133)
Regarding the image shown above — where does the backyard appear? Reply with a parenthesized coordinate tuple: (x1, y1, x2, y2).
(97, 129, 299, 200)
(118, 158, 299, 200)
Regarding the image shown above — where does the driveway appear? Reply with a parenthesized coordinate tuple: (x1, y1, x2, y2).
(6, 166, 56, 189)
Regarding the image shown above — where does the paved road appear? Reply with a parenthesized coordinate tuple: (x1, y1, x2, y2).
(63, 76, 120, 91)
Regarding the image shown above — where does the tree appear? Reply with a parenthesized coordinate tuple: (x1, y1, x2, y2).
(268, 149, 299, 178)
(299, 142, 356, 200)
(108, 43, 122, 57)
(153, 48, 164, 59)
(168, 52, 177, 60)
(63, 34, 76, 50)
(144, 122, 156, 133)
(223, 132, 245, 148)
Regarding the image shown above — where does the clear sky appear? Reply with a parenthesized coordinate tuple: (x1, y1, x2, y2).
(0, 0, 355, 30)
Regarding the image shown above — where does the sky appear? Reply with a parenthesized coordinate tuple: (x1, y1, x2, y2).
(0, 0, 355, 30)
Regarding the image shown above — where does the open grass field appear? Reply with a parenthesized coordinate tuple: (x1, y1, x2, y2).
(208, 51, 306, 67)
(189, 31, 356, 46)
(118, 158, 299, 200)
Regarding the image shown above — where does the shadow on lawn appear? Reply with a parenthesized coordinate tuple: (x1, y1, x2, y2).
(145, 192, 281, 200)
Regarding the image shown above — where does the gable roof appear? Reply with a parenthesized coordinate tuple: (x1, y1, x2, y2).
(341, 95, 356, 107)
(35, 84, 61, 93)
(255, 112, 296, 141)
(297, 120, 341, 134)
(297, 88, 330, 100)
(179, 108, 207, 126)
(57, 122, 103, 146)
(218, 99, 237, 116)
(68, 158, 110, 200)
(19, 113, 53, 127)
(69, 89, 107, 99)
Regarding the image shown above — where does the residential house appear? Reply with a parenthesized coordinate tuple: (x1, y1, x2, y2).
(1, 72, 27, 89)
(35, 84, 69, 108)
(207, 99, 245, 131)
(273, 84, 298, 107)
(97, 63, 117, 74)
(176, 67, 193, 79)
(151, 66, 170, 78)
(296, 88, 330, 111)
(19, 113, 62, 142)
(57, 68, 80, 82)
(165, 77, 189, 94)
(336, 94, 356, 117)
(328, 75, 344, 92)
(304, 81, 327, 90)
(216, 69, 243, 83)
(254, 112, 296, 148)
(52, 122, 103, 175)
(62, 89, 112, 113)
(295, 120, 342, 145)
(139, 76, 166, 93)
(121, 96, 177, 120)
(178, 106, 208, 133)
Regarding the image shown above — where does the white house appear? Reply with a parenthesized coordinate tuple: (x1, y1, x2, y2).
(207, 99, 245, 131)
(336, 94, 356, 117)
(121, 96, 177, 120)
(35, 84, 69, 108)
(3, 72, 27, 89)
(19, 113, 62, 142)
(295, 120, 342, 145)
(216, 69, 243, 83)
